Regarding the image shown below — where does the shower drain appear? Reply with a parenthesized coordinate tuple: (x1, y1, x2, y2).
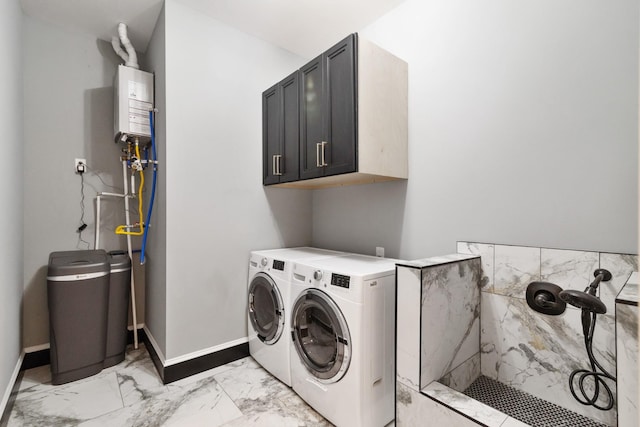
(462, 376, 608, 427)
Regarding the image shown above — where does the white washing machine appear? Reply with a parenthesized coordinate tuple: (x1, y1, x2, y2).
(247, 247, 346, 387)
(289, 254, 398, 427)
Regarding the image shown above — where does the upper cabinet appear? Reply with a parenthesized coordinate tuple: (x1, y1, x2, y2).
(263, 71, 300, 184)
(263, 33, 408, 189)
(300, 35, 357, 180)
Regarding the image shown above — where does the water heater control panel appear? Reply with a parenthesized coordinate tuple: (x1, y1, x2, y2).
(114, 65, 154, 142)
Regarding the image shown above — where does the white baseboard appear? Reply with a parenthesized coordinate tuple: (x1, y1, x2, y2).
(143, 325, 166, 365)
(127, 323, 145, 331)
(23, 343, 49, 353)
(164, 336, 248, 367)
(1, 351, 24, 419)
(21, 324, 145, 356)
(141, 326, 248, 369)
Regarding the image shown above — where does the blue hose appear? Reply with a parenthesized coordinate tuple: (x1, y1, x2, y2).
(140, 110, 157, 265)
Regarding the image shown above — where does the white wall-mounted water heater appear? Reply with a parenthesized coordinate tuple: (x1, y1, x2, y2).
(114, 64, 154, 142)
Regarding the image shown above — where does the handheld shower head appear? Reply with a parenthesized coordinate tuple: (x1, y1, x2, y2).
(557, 268, 612, 314)
(558, 289, 607, 314)
(557, 268, 616, 411)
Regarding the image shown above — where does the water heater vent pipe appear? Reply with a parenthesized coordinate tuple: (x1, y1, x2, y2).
(111, 23, 139, 69)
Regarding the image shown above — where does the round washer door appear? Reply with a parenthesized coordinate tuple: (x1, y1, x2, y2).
(248, 272, 285, 345)
(291, 288, 351, 383)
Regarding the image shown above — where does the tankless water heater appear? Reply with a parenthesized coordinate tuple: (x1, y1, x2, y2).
(114, 65, 154, 142)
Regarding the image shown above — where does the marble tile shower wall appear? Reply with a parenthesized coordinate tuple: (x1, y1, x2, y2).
(395, 254, 481, 392)
(457, 242, 638, 427)
(420, 258, 482, 390)
(615, 273, 639, 427)
(395, 254, 493, 426)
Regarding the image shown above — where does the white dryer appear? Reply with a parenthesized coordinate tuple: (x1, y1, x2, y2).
(247, 247, 345, 387)
(289, 254, 398, 427)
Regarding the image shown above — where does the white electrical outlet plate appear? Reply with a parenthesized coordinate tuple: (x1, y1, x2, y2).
(75, 158, 86, 173)
(376, 247, 385, 257)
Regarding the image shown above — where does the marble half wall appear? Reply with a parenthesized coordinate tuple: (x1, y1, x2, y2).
(395, 254, 482, 392)
(395, 254, 483, 426)
(458, 241, 638, 426)
(420, 258, 482, 390)
(396, 381, 482, 427)
(615, 272, 639, 427)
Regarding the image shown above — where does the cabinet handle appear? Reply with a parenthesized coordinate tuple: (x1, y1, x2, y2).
(316, 142, 328, 167)
(273, 155, 283, 176)
(276, 155, 282, 176)
(320, 141, 328, 166)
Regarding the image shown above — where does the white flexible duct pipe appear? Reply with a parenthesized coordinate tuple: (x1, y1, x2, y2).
(111, 36, 129, 64)
(113, 23, 139, 69)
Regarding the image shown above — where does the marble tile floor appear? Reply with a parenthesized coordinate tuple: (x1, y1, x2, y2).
(3, 344, 333, 427)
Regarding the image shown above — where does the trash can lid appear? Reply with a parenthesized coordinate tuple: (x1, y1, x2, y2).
(47, 250, 109, 278)
(108, 250, 132, 272)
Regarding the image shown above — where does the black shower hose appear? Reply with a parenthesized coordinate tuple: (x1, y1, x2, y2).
(568, 310, 616, 410)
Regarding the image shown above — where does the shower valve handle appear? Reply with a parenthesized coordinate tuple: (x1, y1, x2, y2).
(534, 292, 562, 309)
(526, 282, 567, 315)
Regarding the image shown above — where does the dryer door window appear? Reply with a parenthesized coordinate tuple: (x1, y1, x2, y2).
(291, 289, 351, 383)
(248, 272, 285, 345)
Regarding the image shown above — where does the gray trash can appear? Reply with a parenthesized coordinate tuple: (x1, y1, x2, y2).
(47, 250, 109, 385)
(104, 251, 132, 368)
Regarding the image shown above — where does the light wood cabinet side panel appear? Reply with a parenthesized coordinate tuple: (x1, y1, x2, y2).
(357, 37, 408, 179)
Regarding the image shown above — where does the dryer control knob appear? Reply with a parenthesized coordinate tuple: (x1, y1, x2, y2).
(313, 270, 323, 281)
(261, 258, 268, 267)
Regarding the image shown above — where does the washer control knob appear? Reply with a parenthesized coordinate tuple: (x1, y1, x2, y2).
(313, 270, 323, 281)
(261, 258, 268, 267)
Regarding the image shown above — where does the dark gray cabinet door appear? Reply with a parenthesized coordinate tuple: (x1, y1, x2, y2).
(263, 71, 300, 185)
(300, 34, 357, 180)
(324, 34, 357, 177)
(280, 72, 300, 183)
(262, 84, 279, 185)
(299, 54, 325, 180)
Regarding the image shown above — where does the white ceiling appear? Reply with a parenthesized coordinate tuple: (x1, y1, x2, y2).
(20, 0, 405, 57)
(20, 0, 164, 53)
(174, 0, 406, 57)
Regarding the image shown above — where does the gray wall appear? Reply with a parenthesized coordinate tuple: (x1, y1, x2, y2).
(18, 0, 312, 361)
(142, 4, 168, 358)
(313, 0, 639, 259)
(0, 0, 23, 413)
(159, 0, 311, 360)
(22, 16, 139, 348)
(14, 0, 638, 368)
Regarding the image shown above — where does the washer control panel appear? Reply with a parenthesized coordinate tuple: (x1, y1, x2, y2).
(331, 273, 351, 289)
(272, 260, 285, 271)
